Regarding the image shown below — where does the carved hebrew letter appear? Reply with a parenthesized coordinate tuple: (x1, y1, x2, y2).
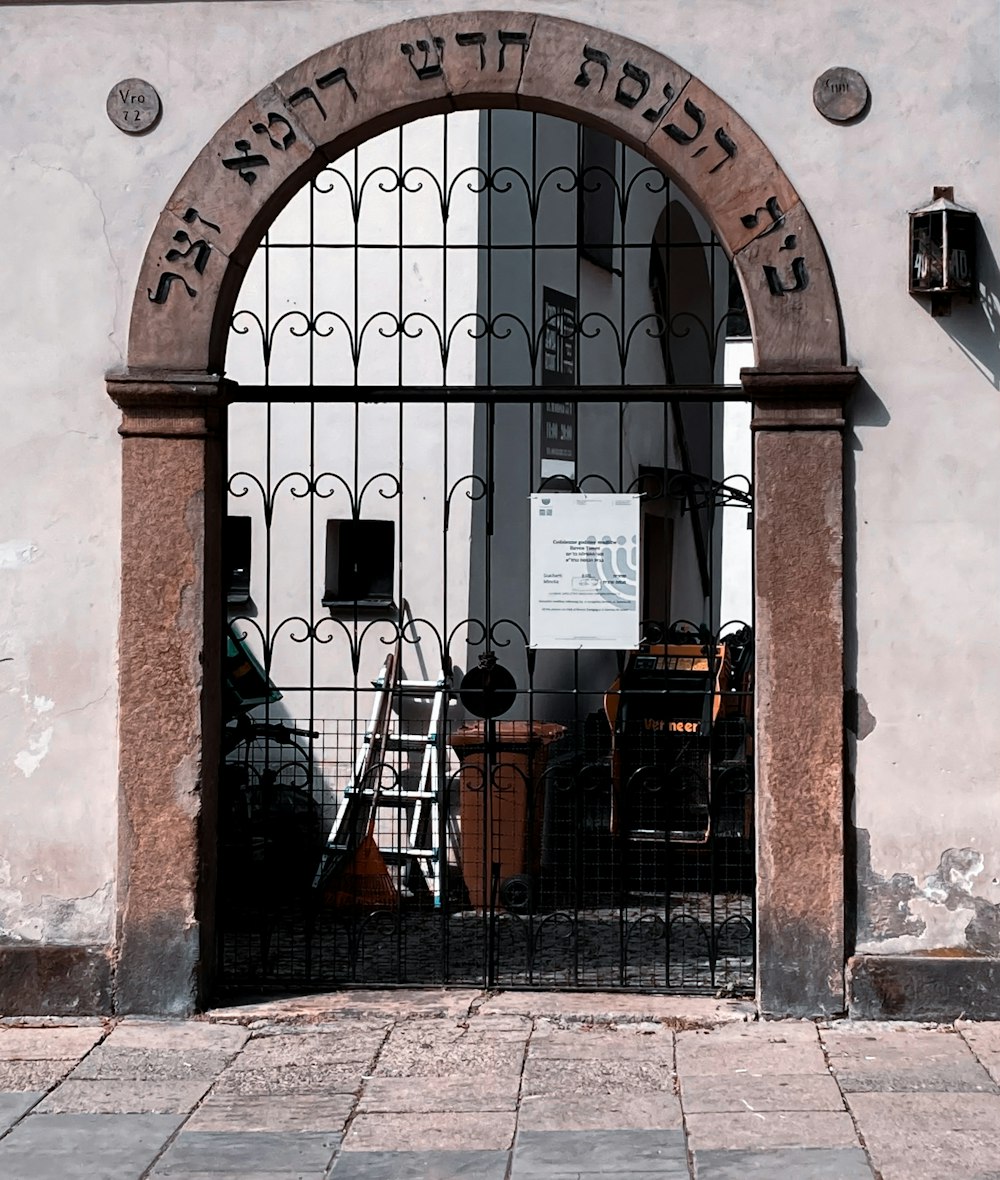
(574, 45, 611, 91)
(147, 272, 197, 304)
(288, 86, 327, 121)
(166, 230, 211, 276)
(763, 257, 809, 296)
(498, 30, 530, 71)
(182, 207, 221, 233)
(400, 38, 446, 81)
(221, 140, 270, 185)
(615, 62, 650, 109)
(455, 31, 487, 69)
(251, 112, 296, 152)
(740, 196, 785, 237)
(664, 98, 706, 145)
(707, 127, 738, 173)
(642, 84, 675, 123)
(316, 66, 358, 102)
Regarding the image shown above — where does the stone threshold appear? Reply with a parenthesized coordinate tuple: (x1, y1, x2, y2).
(202, 988, 757, 1029)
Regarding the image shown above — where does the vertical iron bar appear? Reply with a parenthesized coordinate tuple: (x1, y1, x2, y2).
(440, 110, 450, 983)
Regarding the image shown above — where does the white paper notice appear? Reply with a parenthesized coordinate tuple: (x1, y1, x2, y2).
(529, 493, 640, 649)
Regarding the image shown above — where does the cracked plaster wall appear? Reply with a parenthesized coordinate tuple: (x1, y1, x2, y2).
(855, 832, 1000, 956)
(1, 0, 999, 953)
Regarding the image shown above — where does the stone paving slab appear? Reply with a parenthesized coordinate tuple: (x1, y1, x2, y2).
(344, 1110, 517, 1152)
(374, 1024, 527, 1078)
(0, 1059, 73, 1090)
(232, 1027, 388, 1069)
(681, 1072, 845, 1113)
(530, 1020, 674, 1060)
(0, 1089, 43, 1133)
(822, 1026, 997, 1093)
(476, 992, 754, 1028)
(0, 1112, 185, 1180)
(0, 1026, 106, 1060)
(846, 1090, 1000, 1180)
(328, 1149, 509, 1179)
(692, 1146, 874, 1178)
(959, 1021, 1000, 1086)
(209, 1061, 364, 1096)
(820, 1025, 959, 1058)
(108, 1019, 250, 1053)
(7, 1005, 1000, 1178)
(209, 989, 478, 1024)
(830, 1061, 997, 1093)
(517, 1093, 683, 1131)
(35, 1077, 211, 1114)
(186, 1092, 355, 1132)
(68, 1045, 233, 1081)
(676, 1022, 827, 1078)
(512, 1128, 689, 1175)
(151, 1130, 341, 1176)
(522, 1056, 675, 1096)
(148, 1174, 326, 1180)
(684, 1110, 859, 1151)
(357, 1076, 520, 1113)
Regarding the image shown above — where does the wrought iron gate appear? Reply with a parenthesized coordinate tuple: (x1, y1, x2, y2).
(218, 109, 755, 993)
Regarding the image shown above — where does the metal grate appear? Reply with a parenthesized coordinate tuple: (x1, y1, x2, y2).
(219, 108, 755, 995)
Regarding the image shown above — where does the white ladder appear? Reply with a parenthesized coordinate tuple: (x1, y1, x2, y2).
(314, 652, 454, 907)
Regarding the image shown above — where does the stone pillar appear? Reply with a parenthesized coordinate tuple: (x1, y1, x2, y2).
(106, 371, 228, 1015)
(743, 368, 856, 1018)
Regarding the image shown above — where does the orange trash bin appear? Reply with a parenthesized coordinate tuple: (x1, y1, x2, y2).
(450, 720, 565, 910)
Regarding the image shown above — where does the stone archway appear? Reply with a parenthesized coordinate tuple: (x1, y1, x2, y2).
(108, 12, 856, 1016)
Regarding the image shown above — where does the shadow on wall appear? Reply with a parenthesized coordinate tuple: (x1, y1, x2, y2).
(935, 222, 1000, 389)
(841, 376, 891, 957)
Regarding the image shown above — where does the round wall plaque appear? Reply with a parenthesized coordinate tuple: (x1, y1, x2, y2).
(813, 67, 869, 122)
(106, 78, 161, 134)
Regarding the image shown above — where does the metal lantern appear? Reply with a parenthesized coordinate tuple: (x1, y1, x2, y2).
(909, 188, 977, 313)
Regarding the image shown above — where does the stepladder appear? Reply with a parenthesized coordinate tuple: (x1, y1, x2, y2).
(314, 651, 457, 908)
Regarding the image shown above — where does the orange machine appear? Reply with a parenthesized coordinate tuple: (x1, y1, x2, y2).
(604, 637, 750, 843)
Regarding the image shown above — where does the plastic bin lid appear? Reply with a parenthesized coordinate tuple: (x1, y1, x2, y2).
(450, 720, 566, 747)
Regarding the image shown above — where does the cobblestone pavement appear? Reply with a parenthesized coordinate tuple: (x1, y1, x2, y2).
(2, 991, 999, 1179)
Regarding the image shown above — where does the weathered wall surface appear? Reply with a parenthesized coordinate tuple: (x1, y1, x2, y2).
(1, 0, 998, 964)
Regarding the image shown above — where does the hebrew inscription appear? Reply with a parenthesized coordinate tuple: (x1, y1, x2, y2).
(402, 29, 532, 77)
(741, 196, 786, 237)
(401, 37, 446, 80)
(764, 256, 809, 296)
(498, 31, 530, 71)
(570, 44, 736, 172)
(288, 67, 359, 122)
(148, 272, 196, 305)
(134, 14, 840, 367)
(573, 45, 679, 126)
(166, 231, 211, 275)
(251, 112, 296, 151)
(147, 207, 221, 305)
(221, 111, 299, 186)
(663, 98, 737, 173)
(222, 140, 270, 186)
(575, 45, 610, 90)
(741, 200, 810, 296)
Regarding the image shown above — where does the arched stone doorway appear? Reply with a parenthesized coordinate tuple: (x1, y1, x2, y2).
(107, 12, 855, 1016)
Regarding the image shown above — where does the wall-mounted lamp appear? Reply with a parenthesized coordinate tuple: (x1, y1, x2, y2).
(909, 186, 977, 317)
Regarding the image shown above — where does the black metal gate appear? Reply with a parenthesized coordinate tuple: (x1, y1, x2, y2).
(218, 109, 755, 993)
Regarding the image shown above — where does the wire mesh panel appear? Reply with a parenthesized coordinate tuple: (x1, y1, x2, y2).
(219, 109, 755, 994)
